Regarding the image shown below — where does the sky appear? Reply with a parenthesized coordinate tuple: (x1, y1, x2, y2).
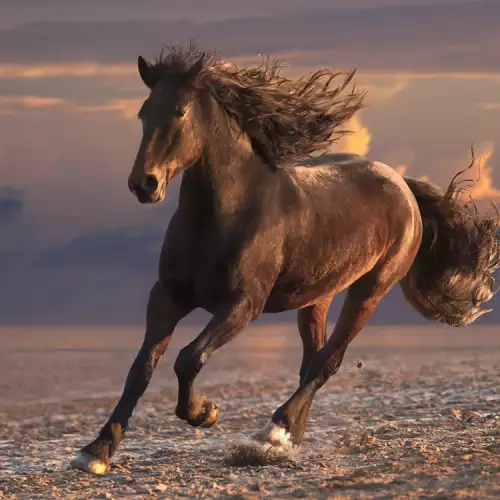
(1, 0, 500, 324)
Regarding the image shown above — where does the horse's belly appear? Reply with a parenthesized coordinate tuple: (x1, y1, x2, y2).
(263, 292, 327, 313)
(263, 273, 347, 312)
(263, 242, 383, 312)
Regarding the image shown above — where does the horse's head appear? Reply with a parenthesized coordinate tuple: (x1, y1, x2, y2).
(128, 55, 205, 204)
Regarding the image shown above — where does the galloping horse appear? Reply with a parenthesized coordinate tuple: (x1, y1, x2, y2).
(71, 46, 500, 474)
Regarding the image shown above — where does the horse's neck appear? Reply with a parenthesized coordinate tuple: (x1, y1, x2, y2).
(178, 142, 272, 221)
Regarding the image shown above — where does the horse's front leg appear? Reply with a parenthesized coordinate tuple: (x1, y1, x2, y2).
(70, 281, 193, 474)
(174, 295, 260, 428)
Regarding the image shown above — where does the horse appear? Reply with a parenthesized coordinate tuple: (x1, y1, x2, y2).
(71, 46, 500, 474)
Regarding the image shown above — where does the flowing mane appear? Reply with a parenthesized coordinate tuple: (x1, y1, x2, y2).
(145, 45, 367, 168)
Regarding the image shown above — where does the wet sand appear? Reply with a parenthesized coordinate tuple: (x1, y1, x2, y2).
(1, 324, 499, 498)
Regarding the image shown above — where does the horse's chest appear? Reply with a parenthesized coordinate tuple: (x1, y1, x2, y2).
(159, 237, 239, 312)
(187, 263, 236, 313)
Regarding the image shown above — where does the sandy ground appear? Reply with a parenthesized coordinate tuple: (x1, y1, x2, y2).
(0, 324, 499, 499)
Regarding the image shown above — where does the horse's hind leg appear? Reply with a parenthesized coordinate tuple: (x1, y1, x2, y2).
(292, 298, 331, 444)
(70, 281, 192, 474)
(249, 298, 331, 455)
(256, 262, 408, 455)
(298, 299, 331, 383)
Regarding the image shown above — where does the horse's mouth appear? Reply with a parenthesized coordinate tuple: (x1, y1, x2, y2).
(135, 183, 166, 204)
(153, 186, 166, 203)
(136, 188, 166, 205)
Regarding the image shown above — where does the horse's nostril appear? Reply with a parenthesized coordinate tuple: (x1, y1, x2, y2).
(143, 175, 159, 194)
(128, 180, 136, 193)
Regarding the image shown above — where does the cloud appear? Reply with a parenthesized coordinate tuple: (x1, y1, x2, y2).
(476, 102, 500, 111)
(0, 187, 23, 225)
(0, 62, 135, 79)
(38, 225, 163, 271)
(0, 93, 142, 119)
(468, 142, 500, 200)
(78, 98, 143, 119)
(10, 223, 166, 324)
(0, 198, 22, 224)
(356, 75, 409, 103)
(2, 0, 376, 28)
(392, 163, 429, 181)
(0, 1, 499, 75)
(332, 116, 372, 156)
(0, 95, 67, 108)
(0, 94, 141, 118)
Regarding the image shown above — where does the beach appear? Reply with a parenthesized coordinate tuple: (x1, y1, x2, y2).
(1, 324, 499, 498)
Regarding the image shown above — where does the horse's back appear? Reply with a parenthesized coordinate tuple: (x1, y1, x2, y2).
(288, 154, 418, 212)
(294, 153, 369, 167)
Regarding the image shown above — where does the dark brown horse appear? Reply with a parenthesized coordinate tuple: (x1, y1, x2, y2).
(71, 46, 500, 474)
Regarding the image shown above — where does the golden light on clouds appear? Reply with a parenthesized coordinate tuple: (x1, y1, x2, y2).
(0, 62, 499, 206)
(468, 142, 500, 200)
(333, 116, 372, 156)
(78, 99, 143, 119)
(2, 57, 500, 82)
(476, 102, 500, 111)
(0, 95, 67, 108)
(357, 76, 408, 102)
(0, 63, 135, 79)
(0, 94, 143, 119)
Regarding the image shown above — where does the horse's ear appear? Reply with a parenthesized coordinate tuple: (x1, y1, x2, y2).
(185, 58, 204, 83)
(137, 56, 157, 89)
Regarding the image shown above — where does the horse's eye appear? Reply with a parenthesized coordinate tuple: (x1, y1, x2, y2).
(175, 108, 186, 118)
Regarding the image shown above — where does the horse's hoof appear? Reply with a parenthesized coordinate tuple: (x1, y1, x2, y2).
(253, 421, 298, 452)
(199, 400, 219, 428)
(70, 453, 109, 475)
(185, 399, 219, 428)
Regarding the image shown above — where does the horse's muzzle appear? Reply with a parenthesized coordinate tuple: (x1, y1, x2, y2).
(128, 176, 166, 204)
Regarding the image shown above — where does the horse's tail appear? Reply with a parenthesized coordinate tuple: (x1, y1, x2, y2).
(400, 167, 500, 326)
